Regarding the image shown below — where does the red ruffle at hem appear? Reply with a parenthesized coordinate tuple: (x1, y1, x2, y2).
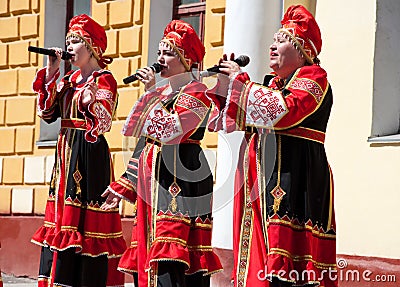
(31, 225, 126, 258)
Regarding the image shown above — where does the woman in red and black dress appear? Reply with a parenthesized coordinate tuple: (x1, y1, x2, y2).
(210, 5, 337, 287)
(102, 20, 222, 287)
(31, 14, 126, 287)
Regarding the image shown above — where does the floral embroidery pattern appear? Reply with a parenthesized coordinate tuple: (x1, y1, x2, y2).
(246, 85, 287, 127)
(176, 94, 208, 119)
(93, 103, 112, 134)
(143, 106, 183, 142)
(290, 78, 323, 103)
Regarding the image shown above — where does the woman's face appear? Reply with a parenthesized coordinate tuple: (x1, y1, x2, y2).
(269, 33, 305, 79)
(66, 36, 92, 68)
(157, 42, 187, 78)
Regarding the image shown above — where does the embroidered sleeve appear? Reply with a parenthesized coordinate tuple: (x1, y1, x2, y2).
(244, 82, 288, 129)
(122, 89, 163, 138)
(142, 83, 211, 144)
(222, 66, 329, 132)
(78, 71, 117, 143)
(107, 158, 138, 203)
(221, 72, 251, 133)
(205, 80, 225, 132)
(33, 67, 61, 123)
(107, 137, 146, 203)
(274, 66, 328, 129)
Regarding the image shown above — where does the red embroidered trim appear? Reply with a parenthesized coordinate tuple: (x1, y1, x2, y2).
(276, 127, 325, 144)
(61, 119, 87, 130)
(145, 137, 201, 146)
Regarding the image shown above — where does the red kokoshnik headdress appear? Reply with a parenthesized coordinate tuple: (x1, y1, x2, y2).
(67, 14, 113, 69)
(279, 5, 322, 64)
(161, 20, 205, 71)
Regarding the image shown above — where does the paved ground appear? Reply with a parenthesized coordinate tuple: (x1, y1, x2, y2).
(1, 273, 135, 287)
(2, 273, 36, 287)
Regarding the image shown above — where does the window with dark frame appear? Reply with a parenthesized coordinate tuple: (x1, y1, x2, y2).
(368, 0, 400, 143)
(173, 0, 206, 70)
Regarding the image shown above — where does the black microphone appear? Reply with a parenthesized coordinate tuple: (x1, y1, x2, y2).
(200, 55, 250, 77)
(28, 46, 72, 60)
(123, 63, 163, 84)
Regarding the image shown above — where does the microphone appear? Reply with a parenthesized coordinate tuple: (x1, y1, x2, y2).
(28, 46, 72, 60)
(123, 63, 163, 84)
(200, 55, 250, 77)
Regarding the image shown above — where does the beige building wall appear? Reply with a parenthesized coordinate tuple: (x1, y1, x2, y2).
(0, 0, 42, 215)
(317, 0, 400, 259)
